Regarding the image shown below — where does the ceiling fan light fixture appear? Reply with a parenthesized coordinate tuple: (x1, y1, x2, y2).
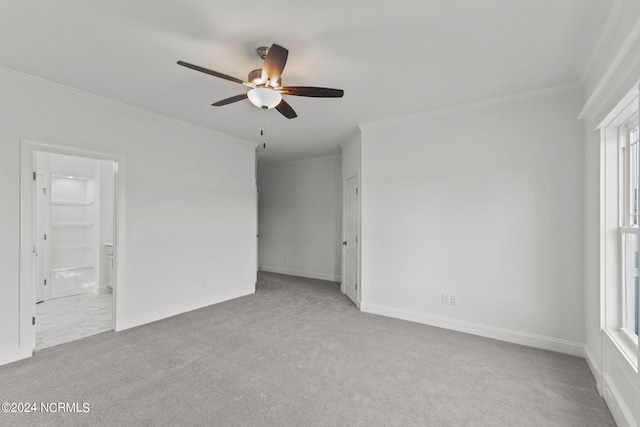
(247, 87, 282, 109)
(177, 43, 343, 119)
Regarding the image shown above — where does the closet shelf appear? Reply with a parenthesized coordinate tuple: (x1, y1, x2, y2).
(52, 200, 93, 206)
(51, 174, 91, 181)
(52, 265, 94, 273)
(52, 244, 94, 250)
(51, 222, 94, 228)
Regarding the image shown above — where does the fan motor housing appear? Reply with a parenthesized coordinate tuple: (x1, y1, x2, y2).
(248, 69, 262, 83)
(248, 68, 281, 87)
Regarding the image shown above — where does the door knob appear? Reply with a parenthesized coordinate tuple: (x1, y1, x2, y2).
(342, 241, 347, 245)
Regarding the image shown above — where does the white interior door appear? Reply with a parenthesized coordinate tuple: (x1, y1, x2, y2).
(345, 176, 359, 306)
(34, 173, 49, 303)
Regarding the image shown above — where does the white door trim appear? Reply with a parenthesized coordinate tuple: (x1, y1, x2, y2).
(19, 140, 126, 358)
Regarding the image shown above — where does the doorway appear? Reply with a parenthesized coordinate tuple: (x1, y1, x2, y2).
(19, 141, 121, 354)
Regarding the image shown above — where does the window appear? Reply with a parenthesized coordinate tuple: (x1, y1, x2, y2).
(621, 123, 639, 338)
(601, 86, 639, 358)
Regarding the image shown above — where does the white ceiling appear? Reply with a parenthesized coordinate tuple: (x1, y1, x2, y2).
(0, 0, 612, 164)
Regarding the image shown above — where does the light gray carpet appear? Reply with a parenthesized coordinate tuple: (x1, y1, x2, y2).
(0, 272, 614, 426)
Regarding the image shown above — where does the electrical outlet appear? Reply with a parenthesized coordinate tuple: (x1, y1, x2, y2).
(450, 295, 458, 306)
(442, 293, 450, 305)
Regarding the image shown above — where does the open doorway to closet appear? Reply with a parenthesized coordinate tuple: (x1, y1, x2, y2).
(31, 151, 117, 350)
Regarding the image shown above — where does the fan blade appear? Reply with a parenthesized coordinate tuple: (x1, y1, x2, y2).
(212, 94, 248, 106)
(277, 86, 344, 98)
(177, 61, 246, 85)
(275, 99, 297, 119)
(262, 44, 288, 84)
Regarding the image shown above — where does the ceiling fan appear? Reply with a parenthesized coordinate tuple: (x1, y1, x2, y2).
(177, 44, 344, 119)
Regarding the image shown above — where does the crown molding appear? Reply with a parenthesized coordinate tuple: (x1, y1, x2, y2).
(359, 82, 583, 130)
(578, 12, 640, 124)
(0, 66, 257, 149)
(579, 0, 631, 86)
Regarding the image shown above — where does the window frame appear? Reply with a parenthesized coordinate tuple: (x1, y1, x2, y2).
(619, 119, 639, 343)
(618, 121, 640, 347)
(602, 88, 639, 362)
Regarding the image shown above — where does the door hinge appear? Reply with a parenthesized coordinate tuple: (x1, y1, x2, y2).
(32, 317, 35, 326)
(356, 188, 358, 195)
(44, 279, 47, 287)
(355, 283, 358, 290)
(356, 235, 358, 243)
(33, 172, 36, 181)
(44, 234, 47, 241)
(43, 187, 47, 195)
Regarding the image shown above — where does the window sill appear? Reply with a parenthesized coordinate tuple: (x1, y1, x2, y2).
(619, 327, 638, 348)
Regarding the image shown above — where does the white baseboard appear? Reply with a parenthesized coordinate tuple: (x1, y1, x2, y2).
(584, 346, 603, 395)
(603, 373, 636, 427)
(0, 347, 32, 367)
(117, 287, 255, 331)
(259, 266, 341, 283)
(360, 302, 585, 357)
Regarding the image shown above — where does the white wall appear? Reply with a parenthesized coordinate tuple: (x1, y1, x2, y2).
(359, 89, 586, 355)
(0, 68, 256, 365)
(258, 155, 342, 282)
(342, 130, 361, 181)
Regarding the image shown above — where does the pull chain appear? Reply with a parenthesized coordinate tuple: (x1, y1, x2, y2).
(260, 108, 267, 149)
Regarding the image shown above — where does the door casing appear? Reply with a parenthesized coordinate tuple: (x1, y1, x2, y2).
(19, 140, 125, 358)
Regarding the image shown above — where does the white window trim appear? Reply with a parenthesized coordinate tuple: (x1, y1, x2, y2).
(619, 119, 640, 343)
(601, 86, 639, 366)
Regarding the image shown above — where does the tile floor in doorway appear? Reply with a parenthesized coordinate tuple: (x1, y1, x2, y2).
(36, 292, 112, 351)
